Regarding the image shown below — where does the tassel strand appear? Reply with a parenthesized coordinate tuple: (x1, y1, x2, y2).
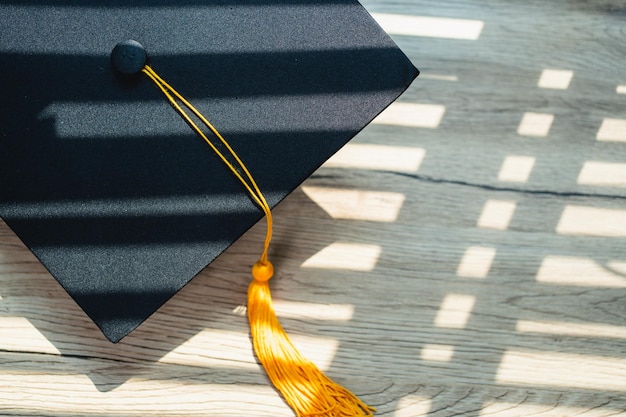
(249, 274, 375, 417)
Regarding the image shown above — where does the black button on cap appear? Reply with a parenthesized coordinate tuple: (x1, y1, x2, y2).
(111, 40, 147, 75)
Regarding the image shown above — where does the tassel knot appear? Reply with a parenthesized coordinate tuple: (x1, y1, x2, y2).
(252, 260, 274, 282)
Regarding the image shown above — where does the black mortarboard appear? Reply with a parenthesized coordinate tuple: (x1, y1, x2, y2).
(2, 2, 417, 414)
(1, 0, 416, 352)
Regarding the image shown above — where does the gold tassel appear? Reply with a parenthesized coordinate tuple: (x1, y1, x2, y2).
(142, 64, 375, 416)
(249, 261, 375, 417)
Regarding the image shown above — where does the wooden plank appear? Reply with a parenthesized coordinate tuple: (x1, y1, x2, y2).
(2, 0, 626, 416)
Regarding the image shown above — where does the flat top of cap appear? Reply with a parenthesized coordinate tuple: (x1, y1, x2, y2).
(0, 1, 418, 342)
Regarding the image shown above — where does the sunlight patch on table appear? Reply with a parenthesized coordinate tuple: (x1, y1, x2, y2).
(496, 350, 626, 391)
(456, 246, 496, 278)
(0, 317, 60, 355)
(302, 242, 382, 271)
(420, 344, 455, 362)
(371, 13, 484, 40)
(536, 255, 626, 287)
(434, 294, 476, 329)
(597, 118, 626, 142)
(477, 200, 517, 230)
(272, 300, 354, 321)
(617, 85, 626, 94)
(578, 161, 626, 187)
(288, 334, 340, 372)
(419, 73, 459, 82)
(497, 156, 535, 182)
(538, 69, 573, 90)
(324, 144, 425, 172)
(158, 329, 257, 369)
(517, 112, 554, 137)
(517, 320, 626, 339)
(557, 205, 626, 237)
(394, 395, 432, 417)
(372, 103, 446, 129)
(302, 186, 405, 222)
(610, 260, 626, 275)
(158, 329, 339, 371)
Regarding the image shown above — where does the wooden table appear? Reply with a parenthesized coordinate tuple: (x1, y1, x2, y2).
(2, 1, 626, 415)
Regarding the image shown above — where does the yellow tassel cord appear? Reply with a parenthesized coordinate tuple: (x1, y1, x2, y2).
(142, 65, 375, 417)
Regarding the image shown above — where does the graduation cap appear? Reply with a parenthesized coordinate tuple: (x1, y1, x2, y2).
(1, 1, 418, 415)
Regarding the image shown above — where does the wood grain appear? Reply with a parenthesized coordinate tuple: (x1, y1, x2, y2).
(2, 0, 626, 416)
